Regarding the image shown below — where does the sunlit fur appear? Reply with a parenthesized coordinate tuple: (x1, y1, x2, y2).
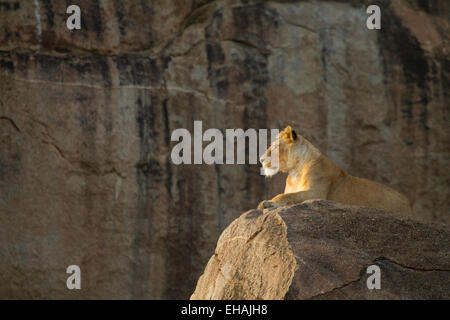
(258, 126, 412, 216)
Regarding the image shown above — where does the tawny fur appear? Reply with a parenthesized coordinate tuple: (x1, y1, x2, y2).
(258, 126, 412, 215)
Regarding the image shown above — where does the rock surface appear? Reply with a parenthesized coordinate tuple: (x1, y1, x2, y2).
(191, 200, 450, 300)
(0, 0, 449, 298)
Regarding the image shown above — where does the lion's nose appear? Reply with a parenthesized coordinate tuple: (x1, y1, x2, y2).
(259, 155, 266, 164)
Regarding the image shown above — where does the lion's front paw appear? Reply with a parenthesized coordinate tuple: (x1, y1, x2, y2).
(257, 200, 278, 210)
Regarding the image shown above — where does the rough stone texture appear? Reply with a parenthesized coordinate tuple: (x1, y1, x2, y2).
(191, 200, 450, 300)
(0, 0, 449, 298)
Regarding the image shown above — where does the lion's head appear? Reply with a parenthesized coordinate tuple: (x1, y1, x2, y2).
(260, 126, 299, 177)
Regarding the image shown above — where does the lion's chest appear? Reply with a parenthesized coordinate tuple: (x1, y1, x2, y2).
(284, 175, 308, 193)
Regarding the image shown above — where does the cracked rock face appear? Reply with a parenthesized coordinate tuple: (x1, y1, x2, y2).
(0, 0, 449, 299)
(191, 200, 450, 300)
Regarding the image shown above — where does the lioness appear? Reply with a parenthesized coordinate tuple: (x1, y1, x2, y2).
(258, 126, 412, 215)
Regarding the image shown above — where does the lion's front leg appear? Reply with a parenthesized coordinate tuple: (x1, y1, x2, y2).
(270, 190, 326, 206)
(257, 192, 307, 210)
(257, 199, 281, 210)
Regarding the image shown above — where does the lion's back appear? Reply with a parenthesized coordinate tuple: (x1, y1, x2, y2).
(329, 174, 412, 215)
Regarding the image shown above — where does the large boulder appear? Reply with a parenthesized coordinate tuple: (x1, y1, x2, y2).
(191, 200, 450, 299)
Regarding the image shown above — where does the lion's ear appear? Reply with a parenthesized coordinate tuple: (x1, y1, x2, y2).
(284, 126, 297, 143)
